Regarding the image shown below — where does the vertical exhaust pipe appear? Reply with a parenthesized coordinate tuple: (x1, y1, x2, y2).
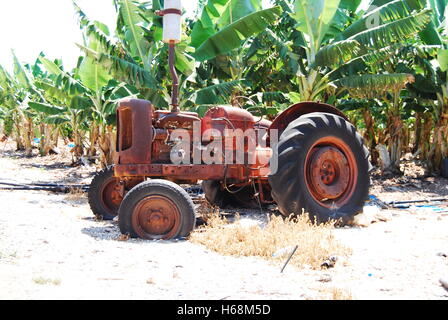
(168, 41, 179, 112)
(157, 0, 182, 113)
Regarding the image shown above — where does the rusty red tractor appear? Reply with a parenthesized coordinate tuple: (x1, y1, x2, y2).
(87, 5, 370, 240)
(88, 98, 371, 240)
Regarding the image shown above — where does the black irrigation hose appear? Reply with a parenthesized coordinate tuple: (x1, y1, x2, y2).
(0, 181, 89, 193)
(387, 198, 448, 206)
(0, 180, 204, 196)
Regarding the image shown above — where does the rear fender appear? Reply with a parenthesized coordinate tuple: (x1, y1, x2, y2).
(269, 102, 349, 137)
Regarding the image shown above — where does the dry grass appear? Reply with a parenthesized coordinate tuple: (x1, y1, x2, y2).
(32, 277, 61, 286)
(313, 287, 353, 300)
(117, 234, 130, 242)
(331, 287, 353, 300)
(65, 187, 86, 203)
(190, 204, 351, 270)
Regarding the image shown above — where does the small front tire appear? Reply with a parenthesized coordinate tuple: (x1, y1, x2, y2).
(88, 166, 122, 221)
(118, 180, 196, 240)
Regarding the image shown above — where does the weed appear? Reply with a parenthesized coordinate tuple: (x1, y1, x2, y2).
(190, 207, 351, 270)
(32, 277, 61, 286)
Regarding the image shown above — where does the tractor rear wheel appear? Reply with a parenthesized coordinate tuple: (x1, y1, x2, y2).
(118, 180, 196, 240)
(88, 166, 123, 221)
(269, 112, 370, 224)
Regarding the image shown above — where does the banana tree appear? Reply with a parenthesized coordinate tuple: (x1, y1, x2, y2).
(76, 0, 282, 112)
(30, 59, 89, 160)
(428, 0, 448, 172)
(3, 52, 48, 156)
(0, 64, 25, 150)
(76, 0, 168, 108)
(287, 0, 433, 102)
(35, 54, 136, 166)
(400, 0, 448, 172)
(427, 46, 448, 172)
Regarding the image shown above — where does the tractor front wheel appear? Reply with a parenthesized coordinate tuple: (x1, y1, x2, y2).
(88, 166, 123, 220)
(118, 180, 196, 240)
(269, 112, 370, 224)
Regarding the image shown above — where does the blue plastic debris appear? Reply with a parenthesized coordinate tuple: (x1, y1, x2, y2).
(412, 205, 446, 213)
(68, 143, 75, 148)
(33, 138, 41, 144)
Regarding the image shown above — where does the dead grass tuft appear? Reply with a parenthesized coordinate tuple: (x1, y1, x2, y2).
(331, 287, 353, 300)
(190, 208, 351, 270)
(32, 277, 61, 286)
(65, 187, 86, 203)
(196, 201, 222, 223)
(117, 234, 130, 242)
(313, 287, 353, 300)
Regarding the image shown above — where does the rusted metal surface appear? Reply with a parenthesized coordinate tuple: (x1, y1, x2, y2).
(202, 106, 255, 138)
(155, 8, 182, 16)
(269, 102, 349, 137)
(116, 99, 153, 165)
(100, 177, 123, 216)
(131, 195, 181, 240)
(116, 164, 225, 180)
(304, 137, 358, 208)
(115, 162, 272, 182)
(254, 118, 273, 129)
(156, 112, 200, 129)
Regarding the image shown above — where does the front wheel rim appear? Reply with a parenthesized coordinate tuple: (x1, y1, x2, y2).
(131, 195, 181, 240)
(100, 178, 123, 216)
(304, 137, 358, 209)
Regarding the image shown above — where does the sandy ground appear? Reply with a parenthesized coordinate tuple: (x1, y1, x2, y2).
(0, 142, 447, 300)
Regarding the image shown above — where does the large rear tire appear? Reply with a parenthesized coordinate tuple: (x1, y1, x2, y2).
(88, 166, 123, 221)
(118, 180, 196, 240)
(268, 112, 370, 223)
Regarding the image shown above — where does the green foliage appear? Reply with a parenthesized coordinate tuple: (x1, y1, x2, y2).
(349, 9, 433, 49)
(194, 6, 282, 61)
(333, 74, 414, 98)
(193, 80, 241, 104)
(2, 0, 448, 171)
(439, 49, 448, 72)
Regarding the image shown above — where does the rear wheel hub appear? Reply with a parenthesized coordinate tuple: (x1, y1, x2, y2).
(101, 179, 123, 214)
(305, 137, 357, 207)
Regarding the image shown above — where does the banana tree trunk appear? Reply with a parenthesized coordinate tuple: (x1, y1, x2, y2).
(39, 123, 56, 156)
(70, 115, 84, 160)
(431, 115, 448, 173)
(13, 112, 24, 151)
(403, 126, 411, 154)
(14, 125, 24, 151)
(387, 93, 403, 174)
(87, 123, 99, 159)
(413, 112, 422, 154)
(52, 127, 59, 148)
(99, 125, 116, 168)
(72, 128, 84, 160)
(388, 114, 403, 173)
(362, 107, 378, 165)
(23, 117, 33, 157)
(421, 113, 433, 161)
